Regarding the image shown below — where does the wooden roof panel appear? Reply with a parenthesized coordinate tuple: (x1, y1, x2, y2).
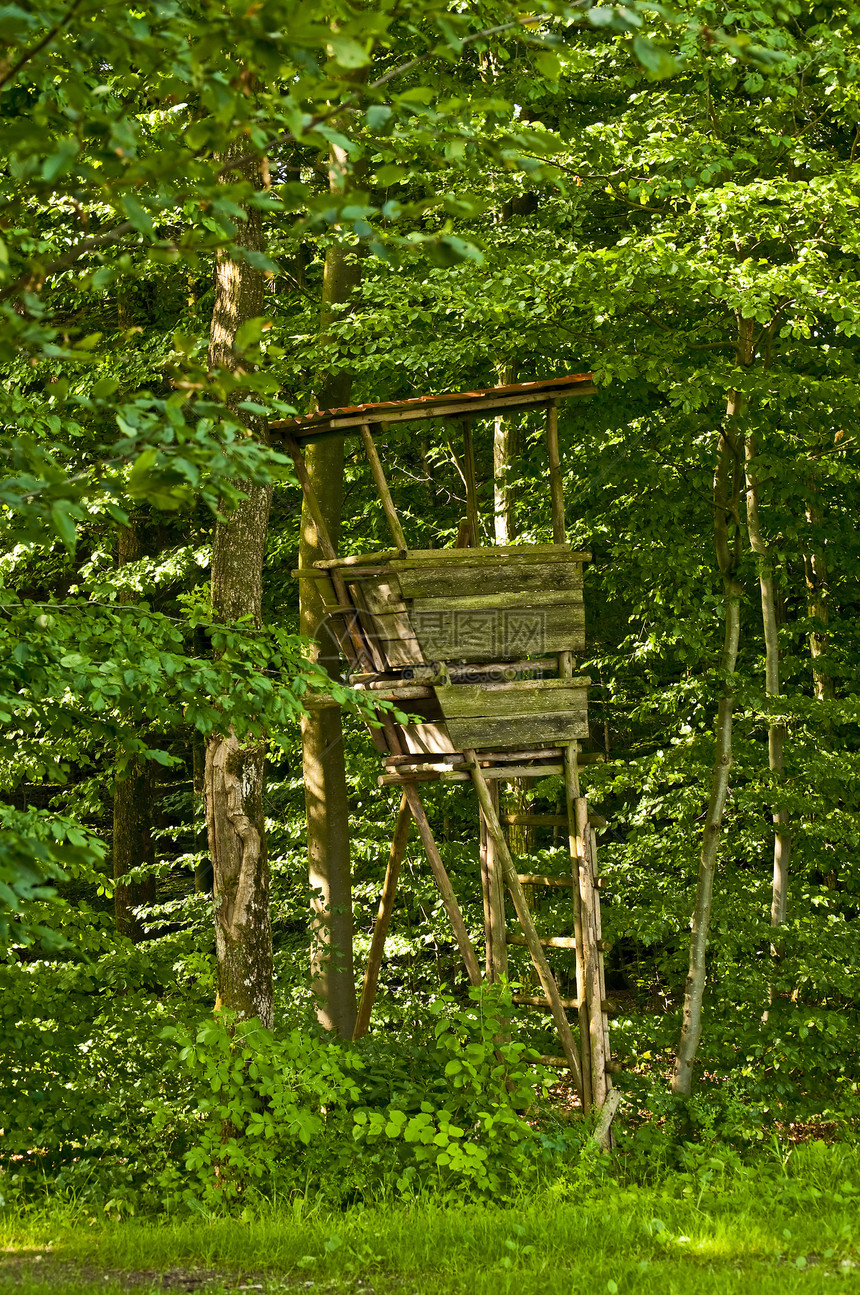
(270, 372, 595, 439)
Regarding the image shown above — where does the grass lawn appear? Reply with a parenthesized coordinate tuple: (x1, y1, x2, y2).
(2, 1153, 860, 1295)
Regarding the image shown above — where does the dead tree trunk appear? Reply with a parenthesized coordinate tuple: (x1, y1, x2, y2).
(672, 317, 750, 1096)
(205, 142, 274, 1028)
(301, 142, 361, 1040)
(745, 435, 791, 929)
(804, 487, 834, 703)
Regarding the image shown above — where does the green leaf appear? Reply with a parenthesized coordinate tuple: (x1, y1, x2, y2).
(50, 503, 77, 551)
(327, 36, 369, 67)
(122, 194, 154, 236)
(366, 104, 392, 131)
(632, 36, 680, 79)
(375, 163, 408, 186)
(535, 50, 562, 80)
(41, 139, 79, 183)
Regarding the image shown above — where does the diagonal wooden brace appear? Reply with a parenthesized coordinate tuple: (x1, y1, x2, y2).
(464, 749, 584, 1101)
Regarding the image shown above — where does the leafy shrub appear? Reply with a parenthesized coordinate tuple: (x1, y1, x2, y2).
(0, 976, 578, 1214)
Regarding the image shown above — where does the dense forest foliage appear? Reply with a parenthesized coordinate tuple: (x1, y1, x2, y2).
(2, 0, 860, 1216)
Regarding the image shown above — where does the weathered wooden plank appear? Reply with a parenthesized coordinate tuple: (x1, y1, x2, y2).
(398, 722, 457, 756)
(352, 685, 435, 701)
(410, 605, 584, 661)
(471, 763, 565, 779)
(412, 589, 583, 613)
(398, 561, 583, 601)
(444, 713, 589, 751)
(436, 679, 589, 718)
(395, 544, 586, 564)
(352, 576, 425, 670)
(379, 762, 568, 785)
(276, 384, 598, 438)
(356, 576, 406, 614)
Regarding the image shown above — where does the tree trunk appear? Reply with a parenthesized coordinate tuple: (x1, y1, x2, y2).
(492, 363, 517, 547)
(205, 142, 274, 1029)
(113, 519, 156, 939)
(672, 317, 750, 1096)
(301, 143, 361, 1039)
(804, 487, 834, 702)
(491, 364, 535, 940)
(113, 756, 156, 940)
(745, 435, 791, 929)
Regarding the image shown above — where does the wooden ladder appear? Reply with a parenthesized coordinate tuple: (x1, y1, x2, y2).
(477, 763, 613, 1115)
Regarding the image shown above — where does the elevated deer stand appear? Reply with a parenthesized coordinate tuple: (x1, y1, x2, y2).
(272, 373, 614, 1119)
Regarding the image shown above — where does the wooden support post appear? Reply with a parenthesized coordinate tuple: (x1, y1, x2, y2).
(563, 739, 591, 1111)
(590, 824, 613, 1069)
(353, 792, 411, 1040)
(462, 419, 481, 547)
(545, 402, 566, 546)
(465, 750, 584, 1101)
(359, 423, 408, 551)
(284, 436, 376, 673)
(575, 796, 608, 1108)
(480, 779, 507, 981)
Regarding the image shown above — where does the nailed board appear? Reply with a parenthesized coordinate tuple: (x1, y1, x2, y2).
(300, 546, 591, 746)
(436, 679, 589, 751)
(411, 603, 584, 661)
(435, 679, 590, 718)
(397, 561, 583, 602)
(443, 712, 589, 750)
(398, 722, 457, 756)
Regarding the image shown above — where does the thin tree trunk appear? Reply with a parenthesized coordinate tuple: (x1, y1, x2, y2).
(205, 141, 273, 1029)
(492, 363, 517, 547)
(804, 488, 834, 702)
(745, 436, 791, 928)
(301, 142, 361, 1039)
(672, 317, 751, 1096)
(491, 364, 535, 948)
(113, 757, 156, 940)
(113, 518, 156, 939)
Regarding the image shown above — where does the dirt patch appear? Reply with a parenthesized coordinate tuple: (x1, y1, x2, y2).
(0, 1260, 397, 1293)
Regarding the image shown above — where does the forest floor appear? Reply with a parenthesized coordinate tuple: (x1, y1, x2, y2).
(2, 1169, 860, 1295)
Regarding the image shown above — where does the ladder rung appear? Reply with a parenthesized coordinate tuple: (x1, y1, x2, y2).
(513, 993, 617, 1013)
(506, 933, 577, 949)
(503, 813, 568, 828)
(534, 1054, 572, 1069)
(513, 993, 581, 1009)
(517, 873, 576, 888)
(506, 933, 612, 952)
(503, 812, 609, 829)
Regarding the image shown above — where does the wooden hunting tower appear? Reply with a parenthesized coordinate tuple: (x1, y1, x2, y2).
(272, 373, 615, 1119)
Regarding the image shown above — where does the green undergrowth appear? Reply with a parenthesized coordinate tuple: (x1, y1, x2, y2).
(3, 1144, 860, 1294)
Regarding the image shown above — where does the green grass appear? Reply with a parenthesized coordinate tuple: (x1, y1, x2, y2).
(3, 1149, 860, 1294)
